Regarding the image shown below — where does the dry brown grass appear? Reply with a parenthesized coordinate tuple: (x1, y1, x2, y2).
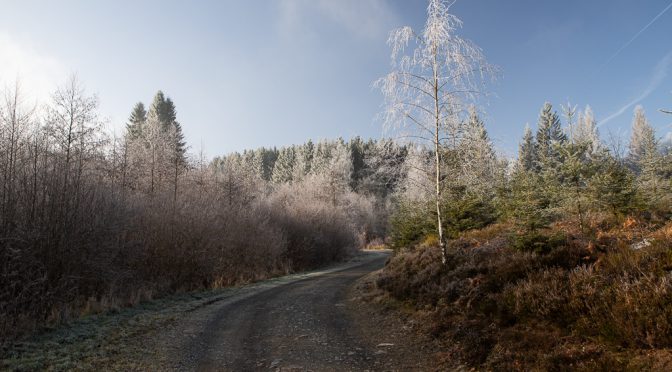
(373, 220, 672, 370)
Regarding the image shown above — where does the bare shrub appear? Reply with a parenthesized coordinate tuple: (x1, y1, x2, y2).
(0, 81, 372, 343)
(265, 178, 365, 270)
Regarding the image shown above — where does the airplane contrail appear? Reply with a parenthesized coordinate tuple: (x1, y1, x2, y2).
(599, 51, 672, 127)
(600, 1, 672, 69)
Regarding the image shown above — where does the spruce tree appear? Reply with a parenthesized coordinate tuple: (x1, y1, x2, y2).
(161, 96, 176, 131)
(126, 102, 146, 140)
(559, 142, 594, 231)
(463, 108, 493, 152)
(590, 154, 637, 218)
(508, 170, 553, 233)
(628, 107, 668, 210)
(272, 147, 296, 184)
(628, 105, 656, 170)
(586, 108, 599, 150)
(534, 102, 566, 212)
(311, 140, 331, 175)
(349, 136, 366, 190)
(161, 96, 187, 165)
(322, 140, 353, 205)
(638, 147, 669, 211)
(251, 148, 269, 181)
(459, 108, 496, 193)
(264, 147, 279, 180)
(518, 124, 536, 171)
(293, 140, 314, 181)
(148, 91, 166, 126)
(535, 102, 565, 169)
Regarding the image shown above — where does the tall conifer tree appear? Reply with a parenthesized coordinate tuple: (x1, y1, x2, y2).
(518, 124, 536, 172)
(126, 102, 146, 140)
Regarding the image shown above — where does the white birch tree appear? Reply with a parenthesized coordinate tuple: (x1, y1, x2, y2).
(376, 0, 495, 264)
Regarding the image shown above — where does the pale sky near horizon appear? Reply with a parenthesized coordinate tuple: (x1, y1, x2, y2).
(1, 0, 671, 157)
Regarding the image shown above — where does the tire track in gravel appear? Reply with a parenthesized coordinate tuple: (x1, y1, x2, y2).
(146, 252, 393, 371)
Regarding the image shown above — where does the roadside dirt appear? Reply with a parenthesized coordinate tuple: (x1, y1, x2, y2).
(345, 270, 443, 372)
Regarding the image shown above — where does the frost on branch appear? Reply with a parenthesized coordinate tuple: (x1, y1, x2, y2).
(375, 0, 497, 264)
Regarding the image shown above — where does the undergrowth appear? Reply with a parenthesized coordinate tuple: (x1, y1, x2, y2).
(374, 219, 672, 370)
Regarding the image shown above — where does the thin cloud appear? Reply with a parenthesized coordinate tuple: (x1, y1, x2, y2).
(277, 0, 397, 41)
(599, 51, 672, 127)
(600, 1, 672, 69)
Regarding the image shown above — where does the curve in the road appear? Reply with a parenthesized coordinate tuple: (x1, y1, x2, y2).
(162, 252, 389, 372)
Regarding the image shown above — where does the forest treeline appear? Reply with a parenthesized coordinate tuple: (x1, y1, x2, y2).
(0, 78, 402, 342)
(389, 101, 672, 250)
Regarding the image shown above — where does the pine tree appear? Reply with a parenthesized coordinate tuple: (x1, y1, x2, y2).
(627, 106, 668, 209)
(272, 147, 296, 184)
(311, 140, 332, 175)
(534, 102, 566, 212)
(322, 141, 352, 205)
(349, 136, 366, 190)
(459, 107, 496, 193)
(628, 105, 656, 170)
(559, 142, 594, 231)
(535, 102, 565, 169)
(148, 91, 166, 126)
(144, 91, 187, 166)
(253, 148, 269, 180)
(360, 139, 407, 198)
(590, 154, 637, 218)
(126, 102, 146, 140)
(571, 106, 600, 154)
(518, 124, 536, 171)
(137, 100, 173, 195)
(161, 97, 187, 165)
(507, 170, 553, 233)
(293, 140, 314, 182)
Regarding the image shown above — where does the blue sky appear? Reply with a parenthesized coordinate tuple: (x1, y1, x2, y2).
(1, 0, 671, 157)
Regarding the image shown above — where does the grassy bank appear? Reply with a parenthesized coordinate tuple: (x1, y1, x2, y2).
(369, 220, 672, 370)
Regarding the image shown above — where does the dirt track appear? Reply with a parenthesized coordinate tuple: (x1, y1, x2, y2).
(142, 251, 432, 371)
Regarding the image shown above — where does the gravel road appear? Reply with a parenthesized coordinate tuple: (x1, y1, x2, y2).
(141, 251, 427, 371)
